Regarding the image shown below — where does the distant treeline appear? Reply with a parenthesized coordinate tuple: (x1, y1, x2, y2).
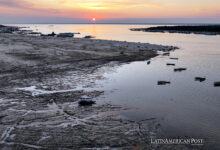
(131, 25, 220, 35)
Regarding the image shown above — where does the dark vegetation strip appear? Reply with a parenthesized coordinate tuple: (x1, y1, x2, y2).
(131, 25, 220, 35)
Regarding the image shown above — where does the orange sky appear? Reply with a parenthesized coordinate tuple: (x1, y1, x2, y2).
(0, 0, 219, 22)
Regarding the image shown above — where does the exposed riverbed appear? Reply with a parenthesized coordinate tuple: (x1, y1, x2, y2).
(0, 27, 178, 150)
(1, 24, 220, 150)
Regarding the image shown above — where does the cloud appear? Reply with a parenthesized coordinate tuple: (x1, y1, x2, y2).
(59, 0, 165, 10)
(1, 0, 219, 20)
(0, 0, 31, 8)
(0, 0, 60, 14)
(100, 0, 165, 8)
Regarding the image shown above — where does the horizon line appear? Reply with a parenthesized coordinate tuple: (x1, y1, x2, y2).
(3, 23, 220, 25)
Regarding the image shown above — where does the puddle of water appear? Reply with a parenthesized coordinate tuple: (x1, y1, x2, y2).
(92, 41, 220, 149)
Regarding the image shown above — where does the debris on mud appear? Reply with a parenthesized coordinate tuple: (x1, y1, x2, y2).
(57, 32, 74, 37)
(47, 32, 56, 37)
(157, 81, 171, 85)
(214, 81, 220, 87)
(170, 57, 179, 60)
(78, 98, 96, 106)
(166, 63, 175, 66)
(84, 35, 95, 39)
(174, 68, 187, 72)
(162, 52, 170, 56)
(195, 77, 206, 82)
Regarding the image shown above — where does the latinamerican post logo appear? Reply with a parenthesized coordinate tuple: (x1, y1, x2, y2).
(151, 138, 204, 145)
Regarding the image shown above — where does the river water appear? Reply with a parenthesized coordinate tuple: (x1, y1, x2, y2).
(14, 24, 220, 149)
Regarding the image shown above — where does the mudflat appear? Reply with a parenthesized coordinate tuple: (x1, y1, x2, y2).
(0, 31, 179, 149)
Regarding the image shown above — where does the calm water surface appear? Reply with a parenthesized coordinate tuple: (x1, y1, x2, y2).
(14, 24, 220, 149)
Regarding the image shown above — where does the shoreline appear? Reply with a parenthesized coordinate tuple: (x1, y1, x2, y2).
(131, 25, 220, 35)
(0, 25, 179, 149)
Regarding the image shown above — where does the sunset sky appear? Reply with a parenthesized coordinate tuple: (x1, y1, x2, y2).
(0, 0, 220, 23)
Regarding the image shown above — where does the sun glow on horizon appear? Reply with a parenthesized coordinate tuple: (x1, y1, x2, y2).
(0, 0, 220, 23)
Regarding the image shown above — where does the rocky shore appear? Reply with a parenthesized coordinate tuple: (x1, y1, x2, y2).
(0, 25, 181, 150)
(0, 25, 19, 33)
